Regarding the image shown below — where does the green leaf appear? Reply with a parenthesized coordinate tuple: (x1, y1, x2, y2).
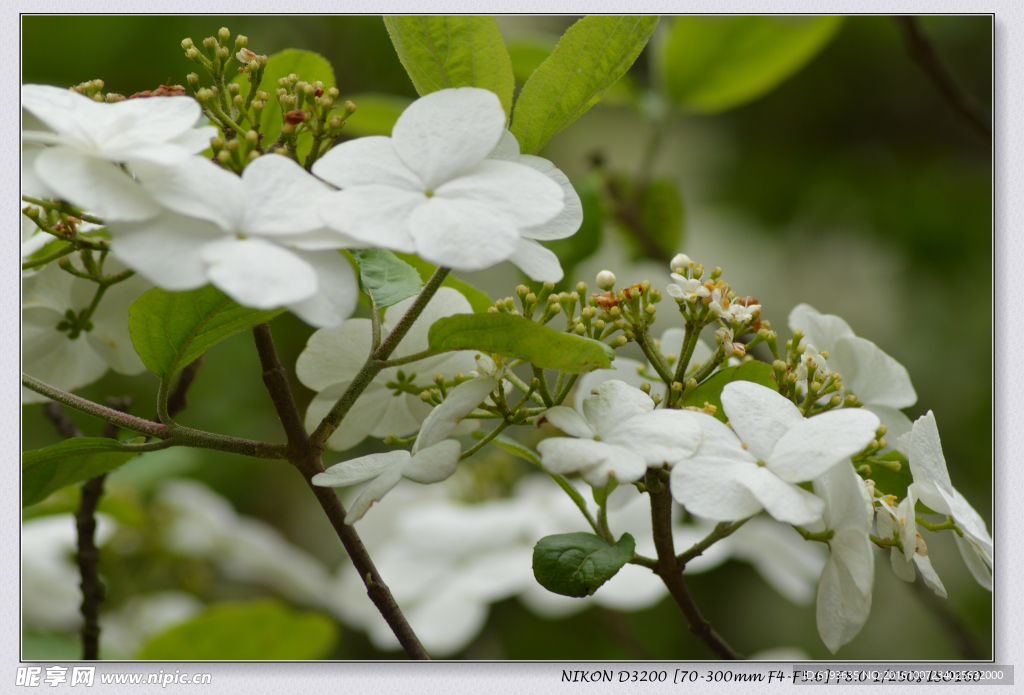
(351, 249, 423, 308)
(491, 433, 544, 467)
(510, 16, 659, 154)
(383, 16, 515, 117)
(682, 361, 778, 422)
(23, 437, 145, 508)
(428, 313, 614, 373)
(341, 92, 410, 137)
(129, 285, 284, 378)
(868, 450, 915, 502)
(660, 16, 842, 113)
(592, 479, 618, 508)
(541, 173, 604, 290)
(508, 37, 557, 83)
(233, 49, 335, 160)
(136, 599, 338, 660)
(533, 532, 635, 597)
(395, 253, 493, 313)
(613, 176, 685, 262)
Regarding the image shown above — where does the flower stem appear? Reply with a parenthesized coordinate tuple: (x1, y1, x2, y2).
(532, 366, 554, 407)
(677, 518, 751, 567)
(251, 323, 430, 660)
(22, 244, 76, 271)
(645, 469, 741, 659)
(460, 421, 510, 460)
(636, 328, 674, 385)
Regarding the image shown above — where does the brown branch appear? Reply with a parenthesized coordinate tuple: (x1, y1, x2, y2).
(43, 402, 84, 438)
(251, 323, 430, 660)
(165, 357, 204, 420)
(894, 16, 991, 139)
(645, 469, 741, 660)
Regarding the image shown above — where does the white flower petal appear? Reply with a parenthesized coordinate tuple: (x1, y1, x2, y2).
(312, 136, 424, 191)
(831, 336, 916, 409)
(768, 408, 879, 483)
(669, 457, 764, 521)
(721, 381, 804, 462)
(296, 320, 372, 391)
(314, 450, 411, 488)
(537, 439, 646, 486)
(409, 197, 520, 272)
(572, 358, 653, 412)
(391, 87, 505, 190)
(200, 237, 318, 309)
(913, 554, 947, 598)
(242, 154, 335, 235)
(372, 392, 431, 440)
(132, 157, 242, 231)
(404, 583, 489, 658)
(788, 303, 854, 353)
(345, 467, 405, 524)
(35, 148, 161, 222)
(416, 378, 498, 452)
(516, 155, 583, 241)
(604, 409, 702, 465)
(831, 526, 875, 599)
(907, 411, 954, 514)
(889, 547, 917, 583)
(690, 412, 751, 460)
(22, 308, 109, 403)
(83, 271, 149, 375)
(386, 287, 474, 358)
(402, 440, 462, 484)
(107, 212, 218, 290)
(581, 380, 654, 435)
(729, 518, 827, 605)
(318, 186, 423, 252)
(487, 129, 521, 161)
(736, 466, 825, 525)
(539, 406, 595, 439)
(816, 552, 871, 654)
(507, 238, 563, 283)
(953, 532, 992, 590)
(814, 460, 873, 534)
(22, 85, 94, 140)
(286, 250, 359, 328)
(435, 159, 564, 230)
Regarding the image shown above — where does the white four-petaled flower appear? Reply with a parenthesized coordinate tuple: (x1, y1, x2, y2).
(313, 377, 498, 523)
(105, 154, 359, 328)
(313, 88, 573, 277)
(670, 381, 879, 525)
(875, 488, 947, 597)
(538, 380, 702, 487)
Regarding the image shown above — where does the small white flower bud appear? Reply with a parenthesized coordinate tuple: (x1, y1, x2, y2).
(596, 270, 616, 290)
(670, 253, 691, 273)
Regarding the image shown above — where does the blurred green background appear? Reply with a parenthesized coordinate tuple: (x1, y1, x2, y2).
(22, 15, 991, 660)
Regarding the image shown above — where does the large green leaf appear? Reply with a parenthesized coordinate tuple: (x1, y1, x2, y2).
(660, 16, 842, 113)
(383, 16, 515, 117)
(351, 249, 423, 308)
(682, 360, 778, 422)
(541, 173, 604, 290)
(428, 313, 613, 373)
(395, 253, 493, 313)
(341, 92, 410, 137)
(233, 49, 335, 159)
(23, 437, 144, 508)
(136, 599, 338, 660)
(533, 532, 635, 597)
(129, 285, 284, 378)
(510, 16, 659, 154)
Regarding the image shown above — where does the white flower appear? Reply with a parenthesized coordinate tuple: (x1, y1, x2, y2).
(537, 380, 702, 487)
(297, 288, 482, 450)
(876, 489, 947, 597)
(21, 84, 216, 220)
(794, 343, 830, 383)
(670, 381, 880, 525)
(905, 411, 992, 590)
(105, 154, 358, 328)
(313, 377, 499, 523)
(573, 328, 715, 410)
(312, 88, 569, 276)
(789, 304, 917, 444)
(811, 462, 875, 654)
(670, 253, 692, 274)
(666, 273, 710, 303)
(715, 326, 746, 358)
(23, 260, 149, 403)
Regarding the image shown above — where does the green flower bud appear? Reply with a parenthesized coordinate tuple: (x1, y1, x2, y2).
(234, 34, 248, 49)
(218, 27, 230, 41)
(245, 130, 259, 145)
(216, 150, 232, 165)
(181, 38, 194, 49)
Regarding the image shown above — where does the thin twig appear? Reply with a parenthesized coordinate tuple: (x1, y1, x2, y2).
(893, 16, 991, 139)
(645, 469, 741, 659)
(251, 323, 430, 660)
